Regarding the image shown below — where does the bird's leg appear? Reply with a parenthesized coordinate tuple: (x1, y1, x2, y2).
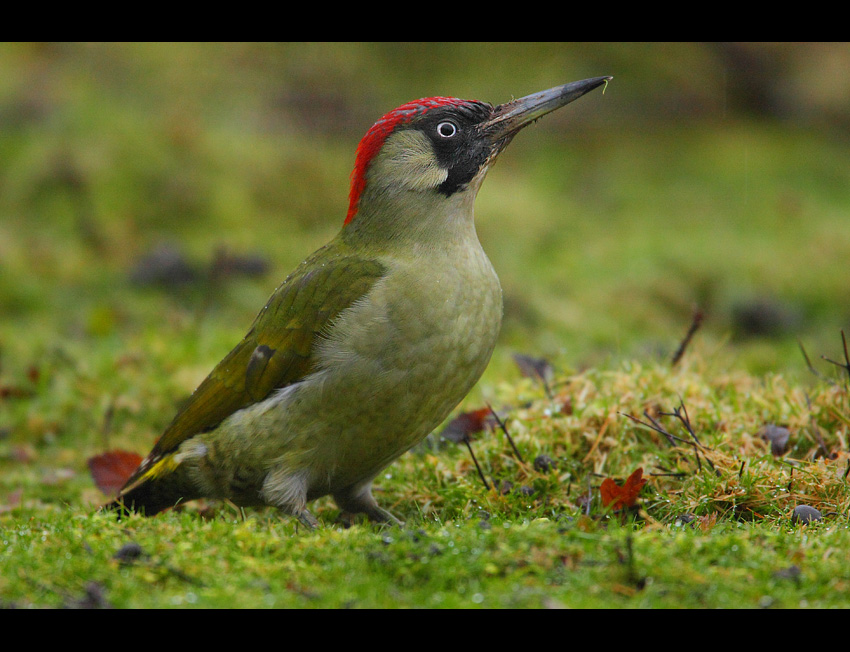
(293, 508, 320, 529)
(333, 480, 403, 526)
(261, 468, 320, 528)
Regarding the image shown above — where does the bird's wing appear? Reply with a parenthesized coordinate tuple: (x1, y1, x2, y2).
(120, 241, 386, 490)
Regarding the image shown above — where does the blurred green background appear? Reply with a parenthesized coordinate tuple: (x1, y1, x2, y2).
(1, 42, 849, 395)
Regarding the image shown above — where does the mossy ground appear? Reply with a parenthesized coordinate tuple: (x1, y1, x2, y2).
(2, 44, 849, 608)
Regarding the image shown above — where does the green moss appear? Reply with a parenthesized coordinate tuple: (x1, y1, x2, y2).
(2, 43, 849, 608)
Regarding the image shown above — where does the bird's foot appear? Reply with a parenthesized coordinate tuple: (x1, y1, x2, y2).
(289, 508, 320, 530)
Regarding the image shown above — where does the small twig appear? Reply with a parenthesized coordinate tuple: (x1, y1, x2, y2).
(821, 330, 850, 385)
(160, 562, 206, 587)
(621, 411, 690, 448)
(659, 400, 713, 473)
(622, 404, 717, 475)
(487, 403, 524, 464)
(642, 411, 679, 447)
(798, 339, 831, 383)
(672, 401, 702, 446)
(464, 440, 490, 491)
(671, 308, 704, 367)
(625, 531, 642, 588)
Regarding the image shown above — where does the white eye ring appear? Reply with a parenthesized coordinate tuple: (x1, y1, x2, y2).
(437, 121, 458, 138)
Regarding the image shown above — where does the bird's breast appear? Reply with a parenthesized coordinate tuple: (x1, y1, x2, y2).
(318, 243, 502, 391)
(305, 241, 502, 468)
(218, 239, 503, 495)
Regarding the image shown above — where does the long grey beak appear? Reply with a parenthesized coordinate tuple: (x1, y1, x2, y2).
(483, 76, 612, 145)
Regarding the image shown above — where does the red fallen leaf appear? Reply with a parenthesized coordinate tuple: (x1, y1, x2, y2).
(440, 407, 495, 443)
(600, 467, 647, 511)
(88, 450, 143, 496)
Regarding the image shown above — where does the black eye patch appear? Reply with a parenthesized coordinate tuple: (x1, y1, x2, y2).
(410, 103, 494, 196)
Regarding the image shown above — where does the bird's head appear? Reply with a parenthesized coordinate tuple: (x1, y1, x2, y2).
(343, 76, 611, 242)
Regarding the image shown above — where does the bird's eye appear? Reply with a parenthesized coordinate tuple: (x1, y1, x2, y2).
(436, 121, 458, 138)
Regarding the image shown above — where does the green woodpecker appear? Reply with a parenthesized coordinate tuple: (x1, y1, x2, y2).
(109, 76, 611, 526)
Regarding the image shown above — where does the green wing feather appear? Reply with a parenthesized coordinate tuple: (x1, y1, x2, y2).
(120, 240, 386, 491)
